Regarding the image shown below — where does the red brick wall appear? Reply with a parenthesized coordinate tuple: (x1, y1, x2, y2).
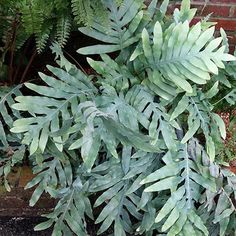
(167, 0, 236, 53)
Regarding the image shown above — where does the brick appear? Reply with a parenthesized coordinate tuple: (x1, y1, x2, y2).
(209, 0, 236, 4)
(215, 31, 236, 46)
(167, 3, 235, 19)
(229, 45, 236, 54)
(190, 17, 202, 26)
(227, 32, 236, 45)
(195, 5, 231, 17)
(213, 18, 236, 31)
(166, 3, 180, 14)
(230, 6, 236, 17)
(196, 18, 236, 32)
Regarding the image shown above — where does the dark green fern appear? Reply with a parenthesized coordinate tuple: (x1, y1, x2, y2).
(0, 0, 124, 56)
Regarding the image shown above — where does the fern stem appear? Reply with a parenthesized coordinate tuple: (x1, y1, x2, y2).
(59, 189, 75, 224)
(190, 97, 205, 123)
(63, 50, 87, 75)
(13, 38, 32, 84)
(9, 44, 15, 85)
(212, 96, 227, 106)
(20, 49, 37, 83)
(184, 144, 191, 209)
(8, 16, 19, 85)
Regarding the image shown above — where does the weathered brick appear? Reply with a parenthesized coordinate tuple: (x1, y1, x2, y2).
(209, 0, 236, 4)
(229, 45, 236, 53)
(213, 18, 236, 31)
(166, 2, 180, 14)
(190, 17, 201, 26)
(227, 32, 236, 45)
(196, 5, 231, 17)
(230, 6, 236, 17)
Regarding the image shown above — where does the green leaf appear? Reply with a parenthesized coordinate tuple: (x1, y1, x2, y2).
(162, 206, 180, 232)
(219, 217, 230, 236)
(141, 163, 180, 184)
(224, 89, 236, 105)
(188, 210, 209, 235)
(167, 213, 187, 236)
(95, 197, 119, 224)
(144, 176, 182, 192)
(11, 65, 92, 155)
(29, 183, 44, 206)
(181, 119, 200, 143)
(78, 44, 120, 55)
(213, 208, 234, 223)
(142, 28, 153, 63)
(211, 113, 226, 139)
(136, 20, 235, 95)
(94, 182, 123, 207)
(34, 219, 54, 231)
(78, 0, 143, 55)
(170, 95, 189, 121)
(205, 82, 219, 99)
(114, 219, 126, 236)
(206, 136, 215, 162)
(155, 186, 185, 223)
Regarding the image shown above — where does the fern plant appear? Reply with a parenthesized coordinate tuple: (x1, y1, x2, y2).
(6, 0, 236, 235)
(0, 0, 124, 55)
(0, 0, 126, 85)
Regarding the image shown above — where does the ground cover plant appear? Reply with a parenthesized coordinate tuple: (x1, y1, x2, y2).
(0, 0, 236, 235)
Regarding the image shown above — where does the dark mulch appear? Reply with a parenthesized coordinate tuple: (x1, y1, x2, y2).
(0, 217, 113, 236)
(0, 217, 51, 236)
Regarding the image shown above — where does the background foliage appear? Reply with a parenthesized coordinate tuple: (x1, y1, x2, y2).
(0, 0, 236, 235)
(0, 0, 123, 54)
(0, 0, 124, 85)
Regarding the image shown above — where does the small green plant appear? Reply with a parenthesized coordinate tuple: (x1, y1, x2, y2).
(216, 113, 236, 164)
(0, 0, 236, 235)
(209, 47, 236, 164)
(224, 117, 236, 161)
